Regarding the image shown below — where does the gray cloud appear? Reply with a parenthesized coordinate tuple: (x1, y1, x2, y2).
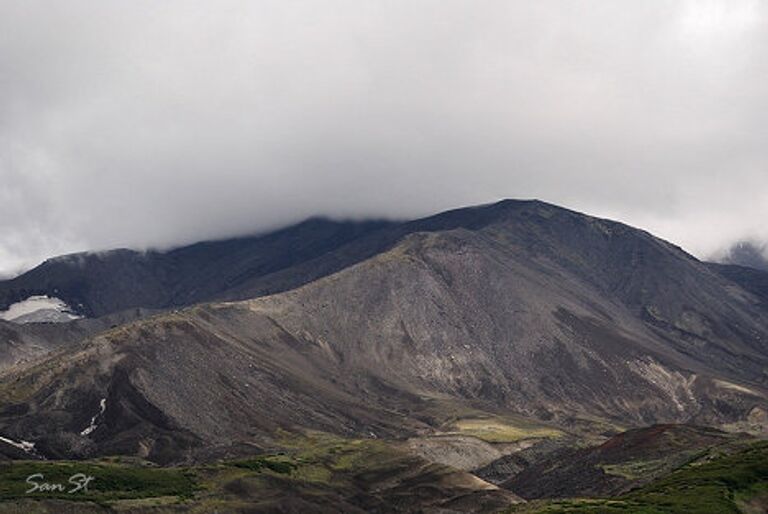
(1, 0, 767, 275)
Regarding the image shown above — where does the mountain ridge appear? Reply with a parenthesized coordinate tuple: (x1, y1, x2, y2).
(0, 199, 766, 468)
(0, 199, 704, 320)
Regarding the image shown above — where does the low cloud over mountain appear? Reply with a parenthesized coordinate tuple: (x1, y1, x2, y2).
(1, 1, 767, 275)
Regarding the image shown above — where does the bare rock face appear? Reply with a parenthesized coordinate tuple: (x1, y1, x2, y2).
(0, 200, 766, 465)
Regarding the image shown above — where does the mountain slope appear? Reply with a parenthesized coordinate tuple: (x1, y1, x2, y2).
(0, 218, 394, 318)
(0, 307, 152, 370)
(504, 424, 743, 498)
(506, 437, 768, 514)
(720, 241, 768, 271)
(1, 200, 766, 467)
(707, 262, 768, 307)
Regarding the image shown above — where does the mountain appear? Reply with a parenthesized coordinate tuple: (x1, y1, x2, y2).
(720, 241, 768, 271)
(0, 200, 766, 469)
(1, 199, 768, 513)
(0, 218, 395, 318)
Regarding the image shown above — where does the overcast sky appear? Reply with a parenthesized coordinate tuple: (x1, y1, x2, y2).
(1, 1, 767, 276)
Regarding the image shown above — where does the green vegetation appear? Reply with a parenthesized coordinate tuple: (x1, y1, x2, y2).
(509, 499, 662, 513)
(452, 416, 563, 443)
(0, 460, 195, 503)
(508, 441, 768, 514)
(0, 435, 391, 511)
(271, 430, 402, 482)
(624, 441, 768, 513)
(232, 455, 297, 475)
(182, 431, 457, 511)
(5, 432, 761, 513)
(196, 431, 414, 492)
(601, 456, 690, 480)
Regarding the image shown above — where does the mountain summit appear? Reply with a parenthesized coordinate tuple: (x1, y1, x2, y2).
(0, 199, 766, 469)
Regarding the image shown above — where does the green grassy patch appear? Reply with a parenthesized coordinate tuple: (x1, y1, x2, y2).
(507, 441, 768, 514)
(509, 498, 664, 513)
(601, 457, 681, 480)
(624, 441, 768, 513)
(0, 460, 196, 503)
(232, 455, 297, 475)
(221, 432, 400, 488)
(452, 417, 563, 443)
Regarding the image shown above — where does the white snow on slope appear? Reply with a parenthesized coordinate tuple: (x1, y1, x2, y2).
(0, 295, 82, 324)
(80, 398, 107, 436)
(0, 434, 36, 453)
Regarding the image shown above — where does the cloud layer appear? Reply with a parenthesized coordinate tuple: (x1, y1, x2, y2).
(1, 1, 767, 275)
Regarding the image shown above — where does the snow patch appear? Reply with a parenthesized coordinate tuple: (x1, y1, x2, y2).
(80, 398, 107, 436)
(0, 295, 82, 324)
(0, 434, 36, 453)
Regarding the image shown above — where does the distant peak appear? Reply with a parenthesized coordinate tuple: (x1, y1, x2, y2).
(721, 240, 768, 271)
